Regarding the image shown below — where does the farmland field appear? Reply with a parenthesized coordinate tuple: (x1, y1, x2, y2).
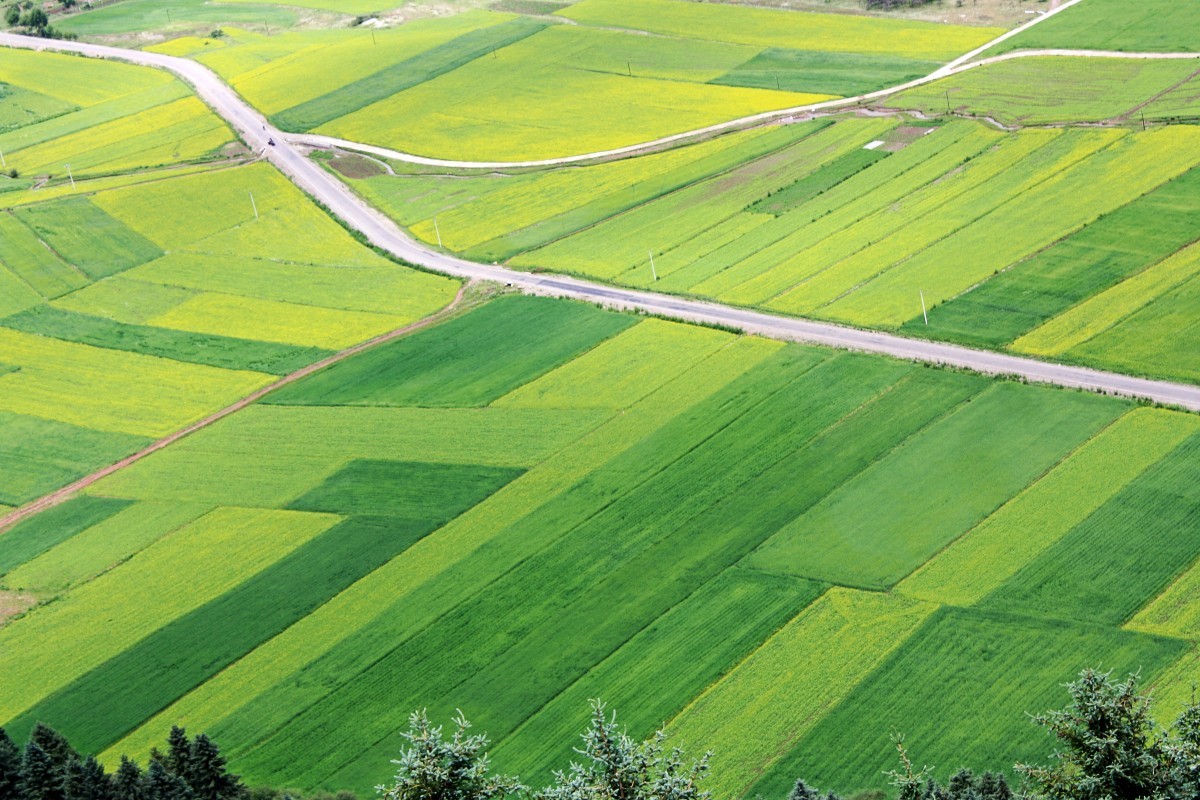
(148, 0, 1000, 161)
(0, 50, 459, 512)
(6, 291, 1200, 799)
(7, 2, 1200, 799)
(995, 0, 1200, 54)
(881, 57, 1200, 126)
(354, 104, 1200, 383)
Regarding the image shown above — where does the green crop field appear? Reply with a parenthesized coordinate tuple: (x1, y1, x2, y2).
(0, 49, 231, 180)
(156, 0, 999, 161)
(882, 57, 1200, 126)
(0, 50, 459, 519)
(7, 2, 1200, 799)
(6, 289, 1200, 799)
(995, 0, 1200, 54)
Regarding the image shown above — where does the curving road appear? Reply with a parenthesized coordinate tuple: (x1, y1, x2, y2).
(292, 40, 1200, 169)
(3, 24, 1200, 412)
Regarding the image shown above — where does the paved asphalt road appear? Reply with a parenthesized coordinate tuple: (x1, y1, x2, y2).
(3, 21, 1200, 411)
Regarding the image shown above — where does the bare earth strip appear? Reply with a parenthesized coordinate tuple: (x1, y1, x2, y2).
(0, 282, 470, 535)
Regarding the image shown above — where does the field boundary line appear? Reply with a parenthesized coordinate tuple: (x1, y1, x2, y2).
(0, 281, 472, 536)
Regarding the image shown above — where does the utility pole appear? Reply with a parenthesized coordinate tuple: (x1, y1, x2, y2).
(249, 190, 258, 219)
(945, 90, 951, 115)
(65, 164, 75, 190)
(0, 147, 6, 168)
(1141, 111, 1147, 131)
(920, 290, 928, 326)
(649, 250, 658, 282)
(434, 216, 443, 249)
(371, 29, 376, 45)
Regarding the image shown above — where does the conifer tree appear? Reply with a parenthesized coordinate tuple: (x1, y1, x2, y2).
(0, 727, 22, 800)
(111, 757, 145, 800)
(377, 710, 522, 800)
(537, 702, 709, 800)
(787, 780, 826, 800)
(166, 728, 193, 784)
(64, 755, 113, 800)
(187, 734, 243, 800)
(22, 741, 66, 800)
(29, 724, 79, 773)
(1018, 670, 1168, 800)
(144, 761, 193, 800)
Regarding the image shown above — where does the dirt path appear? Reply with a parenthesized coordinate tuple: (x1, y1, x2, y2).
(0, 281, 473, 536)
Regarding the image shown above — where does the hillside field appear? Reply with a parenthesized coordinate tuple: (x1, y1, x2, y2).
(143, 0, 998, 160)
(4, 2, 1200, 799)
(0, 49, 458, 510)
(351, 110, 1200, 384)
(3, 294, 1200, 799)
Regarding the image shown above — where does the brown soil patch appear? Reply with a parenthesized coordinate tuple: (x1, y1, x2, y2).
(329, 153, 386, 179)
(0, 591, 37, 626)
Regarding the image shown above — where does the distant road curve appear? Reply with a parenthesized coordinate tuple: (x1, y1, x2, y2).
(3, 25, 1200, 414)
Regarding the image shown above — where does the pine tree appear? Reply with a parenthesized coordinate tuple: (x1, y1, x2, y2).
(22, 741, 65, 800)
(186, 734, 243, 800)
(378, 710, 522, 800)
(0, 727, 22, 800)
(1018, 670, 1170, 800)
(29, 725, 78, 774)
(64, 755, 113, 800)
(144, 761, 193, 800)
(111, 757, 145, 800)
(166, 728, 192, 783)
(537, 702, 709, 800)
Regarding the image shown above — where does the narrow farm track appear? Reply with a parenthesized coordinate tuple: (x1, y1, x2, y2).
(0, 282, 472, 534)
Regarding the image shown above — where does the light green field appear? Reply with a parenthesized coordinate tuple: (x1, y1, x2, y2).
(560, 0, 1002, 61)
(0, 50, 459, 517)
(996, 0, 1200, 54)
(1014, 241, 1200, 357)
(666, 589, 936, 799)
(0, 508, 339, 722)
(0, 50, 231, 180)
(883, 57, 1200, 126)
(898, 408, 1200, 606)
(315, 24, 825, 161)
(5, 294, 1198, 796)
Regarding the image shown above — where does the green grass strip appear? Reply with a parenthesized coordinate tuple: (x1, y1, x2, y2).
(711, 48, 940, 97)
(272, 17, 550, 132)
(0, 496, 133, 577)
(981, 431, 1200, 625)
(1, 305, 332, 375)
(756, 606, 1188, 796)
(265, 295, 635, 408)
(0, 412, 149, 507)
(14, 198, 162, 280)
(746, 147, 889, 217)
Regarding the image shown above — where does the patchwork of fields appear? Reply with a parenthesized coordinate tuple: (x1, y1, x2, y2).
(6, 1, 1200, 799)
(5, 294, 1200, 799)
(353, 110, 1200, 384)
(0, 50, 459, 511)
(142, 0, 998, 160)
